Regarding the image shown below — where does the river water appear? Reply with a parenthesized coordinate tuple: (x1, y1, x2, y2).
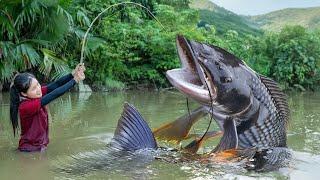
(0, 91, 319, 179)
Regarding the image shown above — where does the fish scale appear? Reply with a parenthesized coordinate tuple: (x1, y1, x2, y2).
(237, 75, 288, 149)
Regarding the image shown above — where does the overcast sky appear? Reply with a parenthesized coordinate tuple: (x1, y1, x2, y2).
(209, 0, 320, 15)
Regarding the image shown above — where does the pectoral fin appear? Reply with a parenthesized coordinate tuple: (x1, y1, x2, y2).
(213, 118, 238, 153)
(183, 131, 222, 154)
(153, 106, 207, 143)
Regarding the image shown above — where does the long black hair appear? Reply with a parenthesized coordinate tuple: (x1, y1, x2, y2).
(10, 72, 35, 137)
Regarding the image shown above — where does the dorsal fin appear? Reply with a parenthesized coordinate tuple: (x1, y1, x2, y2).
(259, 75, 290, 128)
(111, 103, 157, 151)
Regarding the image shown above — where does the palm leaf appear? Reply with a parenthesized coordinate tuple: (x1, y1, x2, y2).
(12, 1, 72, 44)
(0, 61, 15, 82)
(86, 36, 105, 52)
(15, 43, 41, 68)
(19, 39, 51, 46)
(0, 10, 18, 40)
(39, 48, 70, 80)
(72, 27, 105, 54)
(57, 5, 74, 26)
(14, 0, 43, 29)
(76, 9, 91, 27)
(0, 41, 15, 59)
(0, 41, 17, 81)
(37, 9, 70, 43)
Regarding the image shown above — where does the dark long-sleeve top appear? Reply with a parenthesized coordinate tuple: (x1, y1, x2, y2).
(41, 73, 76, 106)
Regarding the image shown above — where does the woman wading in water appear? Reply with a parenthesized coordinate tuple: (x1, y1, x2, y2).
(9, 64, 86, 152)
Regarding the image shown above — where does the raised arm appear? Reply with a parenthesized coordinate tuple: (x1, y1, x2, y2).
(41, 79, 77, 106)
(46, 63, 85, 93)
(41, 65, 85, 106)
(46, 74, 74, 93)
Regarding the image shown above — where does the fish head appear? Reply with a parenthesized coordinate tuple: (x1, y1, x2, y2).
(166, 35, 210, 104)
(167, 35, 253, 114)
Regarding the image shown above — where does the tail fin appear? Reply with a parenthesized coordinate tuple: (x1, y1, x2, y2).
(111, 103, 157, 151)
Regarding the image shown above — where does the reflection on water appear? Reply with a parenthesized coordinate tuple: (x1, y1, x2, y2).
(0, 91, 320, 179)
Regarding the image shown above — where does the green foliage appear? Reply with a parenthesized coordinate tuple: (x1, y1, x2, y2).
(267, 26, 320, 90)
(223, 31, 272, 76)
(189, 0, 262, 37)
(0, 0, 319, 91)
(156, 0, 190, 9)
(214, 26, 320, 90)
(198, 9, 262, 36)
(84, 4, 204, 87)
(104, 77, 125, 91)
(0, 0, 72, 82)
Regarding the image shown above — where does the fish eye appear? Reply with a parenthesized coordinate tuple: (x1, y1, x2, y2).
(225, 77, 232, 83)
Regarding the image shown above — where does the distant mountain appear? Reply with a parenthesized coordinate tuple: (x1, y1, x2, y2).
(249, 7, 320, 31)
(190, 0, 262, 36)
(190, 0, 217, 11)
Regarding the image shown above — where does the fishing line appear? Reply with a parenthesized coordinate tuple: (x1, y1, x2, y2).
(186, 97, 197, 139)
(198, 79, 214, 144)
(185, 77, 215, 147)
(186, 98, 191, 121)
(80, 1, 167, 64)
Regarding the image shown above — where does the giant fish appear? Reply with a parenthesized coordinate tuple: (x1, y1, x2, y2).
(117, 35, 291, 171)
(61, 36, 292, 174)
(156, 35, 292, 171)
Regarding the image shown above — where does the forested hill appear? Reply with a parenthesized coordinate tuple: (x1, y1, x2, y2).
(249, 6, 320, 31)
(190, 0, 262, 36)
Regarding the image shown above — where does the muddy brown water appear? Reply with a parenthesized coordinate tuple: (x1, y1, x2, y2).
(0, 91, 319, 179)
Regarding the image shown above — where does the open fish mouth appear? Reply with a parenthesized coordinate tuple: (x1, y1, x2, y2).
(166, 35, 216, 104)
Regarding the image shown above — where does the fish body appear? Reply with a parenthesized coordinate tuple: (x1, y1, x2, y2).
(164, 35, 291, 171)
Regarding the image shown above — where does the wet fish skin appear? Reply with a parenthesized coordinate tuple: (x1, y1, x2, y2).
(165, 35, 291, 171)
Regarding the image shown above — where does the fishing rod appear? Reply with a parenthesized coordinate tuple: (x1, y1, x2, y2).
(79, 2, 214, 143)
(80, 1, 166, 65)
